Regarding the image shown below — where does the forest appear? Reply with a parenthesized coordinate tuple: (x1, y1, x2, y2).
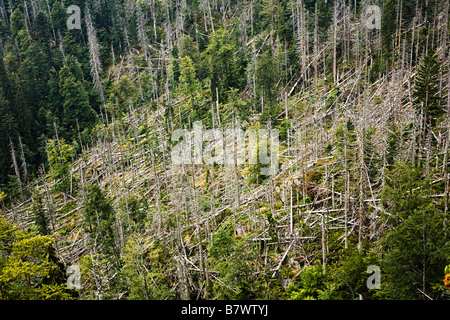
(0, 0, 450, 300)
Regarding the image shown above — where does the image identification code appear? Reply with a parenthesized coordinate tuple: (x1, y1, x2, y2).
(181, 304, 268, 317)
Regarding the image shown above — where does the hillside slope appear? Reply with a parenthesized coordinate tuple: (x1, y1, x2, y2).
(1, 0, 450, 300)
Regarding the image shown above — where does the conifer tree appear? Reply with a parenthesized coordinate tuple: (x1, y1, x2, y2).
(59, 56, 97, 135)
(0, 214, 71, 300)
(206, 29, 242, 103)
(31, 190, 49, 236)
(256, 47, 280, 123)
(83, 184, 117, 257)
(10, 7, 26, 40)
(381, 162, 450, 299)
(413, 50, 444, 125)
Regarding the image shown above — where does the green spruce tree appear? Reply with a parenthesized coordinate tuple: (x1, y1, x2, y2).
(413, 50, 444, 126)
(380, 162, 450, 299)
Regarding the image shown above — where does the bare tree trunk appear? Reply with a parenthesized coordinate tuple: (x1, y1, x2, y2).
(321, 211, 327, 274)
(344, 121, 349, 249)
(313, 2, 319, 88)
(18, 135, 28, 186)
(444, 59, 450, 217)
(10, 138, 23, 201)
(85, 4, 106, 122)
(151, 150, 162, 235)
(176, 254, 190, 300)
(333, 0, 339, 84)
(297, 0, 307, 86)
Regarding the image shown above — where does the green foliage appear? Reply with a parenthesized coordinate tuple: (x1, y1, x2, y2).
(413, 50, 444, 125)
(276, 118, 291, 141)
(178, 35, 200, 66)
(0, 215, 71, 299)
(208, 226, 258, 299)
(177, 55, 211, 122)
(19, 43, 50, 115)
(50, 1, 67, 31)
(287, 263, 325, 300)
(246, 123, 273, 185)
(333, 119, 357, 183)
(78, 253, 120, 300)
(179, 56, 199, 100)
(381, 162, 430, 221)
(363, 126, 382, 183)
(120, 233, 174, 300)
(31, 190, 50, 236)
(206, 29, 243, 103)
(59, 56, 98, 134)
(256, 47, 280, 123)
(10, 8, 26, 40)
(386, 126, 401, 167)
(381, 162, 450, 299)
(83, 184, 117, 257)
(266, 211, 278, 244)
(209, 226, 235, 260)
(321, 249, 381, 300)
(121, 196, 147, 232)
(108, 75, 138, 116)
(224, 88, 252, 123)
(381, 0, 397, 56)
(167, 55, 180, 94)
(47, 138, 75, 194)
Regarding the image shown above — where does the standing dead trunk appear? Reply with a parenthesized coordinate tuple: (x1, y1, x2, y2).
(9, 138, 23, 201)
(333, 0, 339, 84)
(321, 211, 327, 274)
(444, 60, 450, 217)
(344, 120, 349, 249)
(85, 4, 106, 117)
(18, 135, 28, 191)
